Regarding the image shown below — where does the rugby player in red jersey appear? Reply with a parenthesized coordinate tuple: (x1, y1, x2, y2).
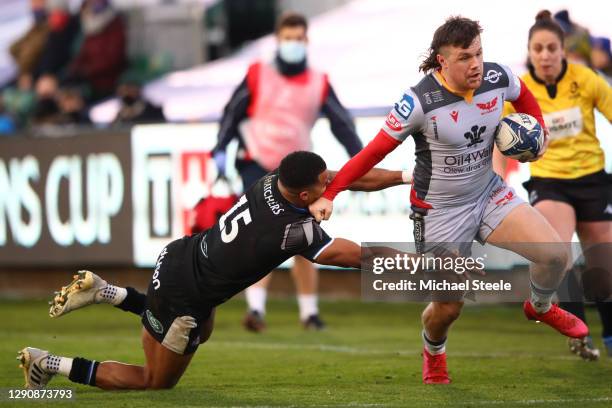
(308, 17, 588, 384)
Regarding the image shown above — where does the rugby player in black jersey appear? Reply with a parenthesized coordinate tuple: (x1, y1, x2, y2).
(18, 151, 411, 390)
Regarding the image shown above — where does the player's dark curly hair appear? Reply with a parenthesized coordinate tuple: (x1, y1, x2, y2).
(528, 10, 564, 46)
(420, 16, 483, 73)
(279, 151, 327, 190)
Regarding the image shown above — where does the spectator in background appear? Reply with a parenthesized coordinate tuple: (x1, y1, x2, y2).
(211, 12, 363, 332)
(591, 37, 612, 85)
(35, 0, 80, 80)
(30, 84, 89, 134)
(29, 74, 83, 128)
(55, 87, 90, 125)
(30, 73, 59, 127)
(30, 96, 60, 127)
(9, 0, 49, 92)
(111, 76, 165, 126)
(1, 86, 36, 131)
(66, 0, 126, 102)
(553, 10, 592, 66)
(3, 0, 78, 132)
(3, 0, 49, 131)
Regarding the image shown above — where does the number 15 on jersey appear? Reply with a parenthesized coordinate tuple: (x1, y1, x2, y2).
(218, 195, 252, 243)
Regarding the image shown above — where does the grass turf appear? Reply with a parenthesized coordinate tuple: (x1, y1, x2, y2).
(1, 298, 611, 407)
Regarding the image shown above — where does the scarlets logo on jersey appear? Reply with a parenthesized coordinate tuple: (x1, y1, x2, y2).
(476, 96, 498, 115)
(385, 112, 402, 132)
(394, 93, 415, 120)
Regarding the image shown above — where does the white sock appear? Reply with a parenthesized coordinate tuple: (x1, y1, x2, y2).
(530, 280, 554, 314)
(95, 285, 127, 306)
(297, 294, 318, 321)
(245, 286, 267, 315)
(422, 330, 446, 355)
(44, 354, 73, 376)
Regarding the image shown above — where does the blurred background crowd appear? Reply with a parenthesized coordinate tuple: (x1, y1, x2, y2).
(0, 0, 329, 135)
(0, 0, 610, 137)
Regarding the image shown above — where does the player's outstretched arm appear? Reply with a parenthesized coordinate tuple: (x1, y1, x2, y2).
(314, 240, 437, 277)
(328, 168, 411, 192)
(310, 132, 402, 222)
(314, 238, 361, 268)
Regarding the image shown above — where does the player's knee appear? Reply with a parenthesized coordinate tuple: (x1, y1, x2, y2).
(199, 310, 216, 344)
(141, 367, 178, 390)
(199, 328, 213, 344)
(541, 247, 569, 272)
(436, 302, 463, 323)
(146, 375, 178, 390)
(425, 302, 462, 325)
(150, 382, 177, 390)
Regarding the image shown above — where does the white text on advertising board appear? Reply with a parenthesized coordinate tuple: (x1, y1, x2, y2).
(0, 154, 124, 247)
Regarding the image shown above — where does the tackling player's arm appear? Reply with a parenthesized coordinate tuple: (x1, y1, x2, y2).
(327, 168, 411, 192)
(290, 220, 359, 268)
(312, 239, 418, 270)
(309, 90, 424, 221)
(314, 238, 361, 268)
(293, 220, 408, 270)
(320, 131, 402, 203)
(314, 240, 438, 277)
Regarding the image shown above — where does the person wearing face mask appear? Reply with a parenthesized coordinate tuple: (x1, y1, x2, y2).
(9, 0, 50, 91)
(66, 0, 126, 102)
(112, 77, 165, 125)
(501, 10, 612, 360)
(210, 12, 363, 333)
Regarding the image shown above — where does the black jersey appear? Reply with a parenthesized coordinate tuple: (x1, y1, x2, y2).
(184, 171, 332, 306)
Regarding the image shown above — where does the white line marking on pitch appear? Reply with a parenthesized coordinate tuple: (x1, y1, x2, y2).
(182, 397, 612, 407)
(208, 341, 583, 360)
(455, 397, 612, 405)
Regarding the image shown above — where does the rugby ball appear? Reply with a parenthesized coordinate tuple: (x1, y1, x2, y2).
(495, 113, 544, 161)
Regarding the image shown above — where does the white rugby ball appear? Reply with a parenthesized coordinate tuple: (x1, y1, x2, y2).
(495, 113, 544, 161)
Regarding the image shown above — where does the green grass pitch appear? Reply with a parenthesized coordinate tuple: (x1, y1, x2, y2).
(1, 299, 611, 407)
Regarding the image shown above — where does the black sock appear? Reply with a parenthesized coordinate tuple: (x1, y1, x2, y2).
(557, 268, 587, 323)
(115, 287, 146, 316)
(560, 301, 587, 324)
(68, 357, 99, 386)
(596, 301, 612, 338)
